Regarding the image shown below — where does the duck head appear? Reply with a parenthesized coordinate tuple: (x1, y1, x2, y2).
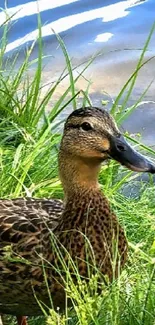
(60, 106, 155, 173)
(59, 107, 155, 195)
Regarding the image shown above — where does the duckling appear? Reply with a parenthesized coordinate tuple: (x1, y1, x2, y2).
(0, 107, 154, 325)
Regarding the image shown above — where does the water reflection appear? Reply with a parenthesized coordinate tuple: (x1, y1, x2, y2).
(0, 0, 148, 53)
(0, 0, 155, 146)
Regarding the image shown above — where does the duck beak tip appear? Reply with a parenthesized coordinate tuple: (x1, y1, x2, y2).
(110, 135, 155, 174)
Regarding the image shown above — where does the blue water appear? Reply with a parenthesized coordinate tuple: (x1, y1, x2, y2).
(0, 0, 155, 145)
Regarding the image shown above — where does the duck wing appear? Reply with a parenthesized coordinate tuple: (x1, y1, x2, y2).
(0, 198, 64, 316)
(0, 198, 63, 247)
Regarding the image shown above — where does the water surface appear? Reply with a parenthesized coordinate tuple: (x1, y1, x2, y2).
(0, 0, 155, 146)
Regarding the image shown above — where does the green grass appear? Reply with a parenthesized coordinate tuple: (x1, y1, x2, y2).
(0, 13, 155, 325)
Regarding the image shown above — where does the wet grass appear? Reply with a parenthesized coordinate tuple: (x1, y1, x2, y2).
(0, 13, 155, 325)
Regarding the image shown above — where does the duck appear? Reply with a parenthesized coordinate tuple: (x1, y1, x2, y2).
(0, 106, 155, 325)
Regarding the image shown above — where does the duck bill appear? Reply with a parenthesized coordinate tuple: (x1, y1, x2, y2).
(110, 135, 155, 173)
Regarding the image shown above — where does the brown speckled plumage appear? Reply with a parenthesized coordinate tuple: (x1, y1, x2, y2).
(1, 106, 153, 322)
(0, 198, 63, 315)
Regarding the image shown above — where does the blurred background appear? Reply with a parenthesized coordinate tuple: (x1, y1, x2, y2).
(0, 0, 155, 145)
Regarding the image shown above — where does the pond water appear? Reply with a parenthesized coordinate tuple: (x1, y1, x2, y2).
(0, 0, 155, 146)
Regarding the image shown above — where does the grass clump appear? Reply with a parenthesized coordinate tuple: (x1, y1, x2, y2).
(0, 12, 155, 325)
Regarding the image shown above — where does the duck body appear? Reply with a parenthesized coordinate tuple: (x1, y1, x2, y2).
(0, 198, 63, 315)
(0, 191, 127, 316)
(0, 106, 154, 319)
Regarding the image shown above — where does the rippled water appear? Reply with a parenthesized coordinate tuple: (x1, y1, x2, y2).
(0, 0, 155, 145)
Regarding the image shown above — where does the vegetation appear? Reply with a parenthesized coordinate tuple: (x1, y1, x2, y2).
(0, 14, 155, 325)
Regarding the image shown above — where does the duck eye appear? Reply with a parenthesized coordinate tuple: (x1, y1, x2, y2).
(81, 122, 92, 131)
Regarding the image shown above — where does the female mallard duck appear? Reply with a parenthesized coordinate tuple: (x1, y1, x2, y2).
(0, 107, 155, 325)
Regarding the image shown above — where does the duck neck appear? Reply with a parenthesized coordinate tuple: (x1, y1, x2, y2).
(58, 151, 102, 200)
